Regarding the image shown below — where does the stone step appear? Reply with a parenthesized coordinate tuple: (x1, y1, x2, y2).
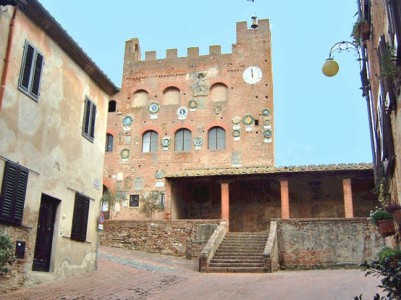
(210, 258, 264, 264)
(213, 254, 264, 259)
(209, 262, 264, 268)
(207, 266, 265, 273)
(217, 249, 264, 253)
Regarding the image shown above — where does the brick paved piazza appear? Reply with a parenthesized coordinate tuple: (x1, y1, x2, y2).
(2, 246, 383, 300)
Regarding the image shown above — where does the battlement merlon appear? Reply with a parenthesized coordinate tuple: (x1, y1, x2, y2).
(123, 19, 270, 64)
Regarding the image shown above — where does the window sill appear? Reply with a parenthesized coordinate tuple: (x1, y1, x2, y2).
(61, 235, 91, 244)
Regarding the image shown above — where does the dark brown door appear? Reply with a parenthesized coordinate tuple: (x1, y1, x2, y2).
(32, 194, 59, 272)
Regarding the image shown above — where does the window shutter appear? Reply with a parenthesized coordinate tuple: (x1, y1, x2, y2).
(83, 99, 91, 136)
(31, 53, 44, 98)
(89, 102, 96, 139)
(20, 44, 34, 92)
(0, 161, 29, 225)
(71, 193, 90, 242)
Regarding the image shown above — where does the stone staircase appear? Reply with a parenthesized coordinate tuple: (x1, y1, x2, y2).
(208, 232, 269, 273)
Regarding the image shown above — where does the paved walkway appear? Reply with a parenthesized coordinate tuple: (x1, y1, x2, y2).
(2, 246, 383, 300)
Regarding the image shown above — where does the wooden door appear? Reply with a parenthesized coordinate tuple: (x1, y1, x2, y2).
(32, 194, 59, 272)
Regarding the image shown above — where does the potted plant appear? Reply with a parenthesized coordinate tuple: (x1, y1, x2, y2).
(351, 20, 370, 43)
(369, 207, 395, 237)
(385, 202, 401, 226)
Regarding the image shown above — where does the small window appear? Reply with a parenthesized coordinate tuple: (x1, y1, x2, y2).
(129, 195, 139, 207)
(108, 100, 116, 112)
(208, 127, 226, 150)
(82, 98, 97, 142)
(71, 193, 90, 242)
(175, 129, 192, 151)
(142, 130, 158, 153)
(0, 161, 29, 225)
(18, 40, 44, 101)
(160, 193, 165, 210)
(105, 133, 113, 152)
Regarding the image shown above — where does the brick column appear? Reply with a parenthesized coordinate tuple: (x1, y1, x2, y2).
(343, 178, 353, 218)
(221, 182, 230, 226)
(280, 180, 290, 219)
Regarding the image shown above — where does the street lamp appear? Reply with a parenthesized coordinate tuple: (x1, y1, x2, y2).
(322, 41, 360, 77)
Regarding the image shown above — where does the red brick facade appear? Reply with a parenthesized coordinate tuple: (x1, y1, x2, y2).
(104, 19, 274, 220)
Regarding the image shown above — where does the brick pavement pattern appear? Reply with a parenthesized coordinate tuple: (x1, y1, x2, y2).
(2, 246, 384, 300)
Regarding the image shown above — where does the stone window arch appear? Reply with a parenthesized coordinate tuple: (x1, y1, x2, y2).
(163, 87, 180, 105)
(210, 83, 228, 102)
(132, 89, 148, 107)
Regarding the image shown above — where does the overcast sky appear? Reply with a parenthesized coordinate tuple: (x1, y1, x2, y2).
(37, 0, 372, 167)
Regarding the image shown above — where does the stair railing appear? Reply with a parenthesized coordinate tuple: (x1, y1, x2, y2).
(263, 221, 280, 272)
(199, 220, 228, 272)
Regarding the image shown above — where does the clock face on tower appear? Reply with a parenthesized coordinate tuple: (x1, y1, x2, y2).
(243, 66, 263, 84)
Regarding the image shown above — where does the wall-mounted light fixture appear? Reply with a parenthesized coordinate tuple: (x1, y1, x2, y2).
(322, 41, 361, 77)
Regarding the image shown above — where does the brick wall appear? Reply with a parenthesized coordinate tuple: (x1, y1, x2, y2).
(277, 218, 384, 269)
(99, 219, 221, 259)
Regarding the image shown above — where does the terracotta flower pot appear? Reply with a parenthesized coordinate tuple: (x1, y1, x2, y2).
(392, 209, 401, 225)
(377, 219, 396, 238)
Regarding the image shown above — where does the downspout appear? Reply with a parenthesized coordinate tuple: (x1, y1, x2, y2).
(0, 5, 18, 111)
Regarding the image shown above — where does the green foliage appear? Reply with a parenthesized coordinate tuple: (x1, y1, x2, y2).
(380, 44, 399, 80)
(369, 208, 393, 225)
(102, 190, 116, 215)
(378, 247, 401, 263)
(0, 231, 14, 273)
(139, 191, 164, 219)
(360, 247, 401, 299)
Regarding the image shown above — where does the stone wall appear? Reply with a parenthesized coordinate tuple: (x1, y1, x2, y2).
(276, 218, 384, 269)
(100, 219, 221, 259)
(0, 225, 31, 293)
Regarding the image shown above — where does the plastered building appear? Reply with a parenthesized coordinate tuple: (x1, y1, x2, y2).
(104, 19, 376, 232)
(0, 0, 118, 290)
(357, 0, 401, 247)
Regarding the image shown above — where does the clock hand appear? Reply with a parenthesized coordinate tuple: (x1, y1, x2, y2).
(251, 69, 254, 78)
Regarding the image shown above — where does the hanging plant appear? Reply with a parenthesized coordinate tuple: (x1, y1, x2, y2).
(380, 45, 399, 80)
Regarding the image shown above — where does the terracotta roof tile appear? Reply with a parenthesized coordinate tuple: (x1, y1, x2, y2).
(166, 163, 373, 178)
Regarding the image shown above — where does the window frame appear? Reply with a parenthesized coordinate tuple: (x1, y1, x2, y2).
(174, 129, 192, 152)
(129, 194, 139, 207)
(18, 40, 44, 101)
(105, 133, 113, 152)
(82, 97, 97, 142)
(71, 193, 90, 242)
(0, 161, 29, 226)
(142, 130, 158, 153)
(208, 127, 226, 150)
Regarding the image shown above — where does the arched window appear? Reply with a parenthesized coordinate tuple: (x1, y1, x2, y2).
(210, 83, 228, 102)
(105, 133, 113, 152)
(175, 129, 191, 152)
(163, 87, 180, 105)
(208, 127, 225, 150)
(108, 100, 116, 112)
(142, 130, 158, 153)
(132, 90, 148, 107)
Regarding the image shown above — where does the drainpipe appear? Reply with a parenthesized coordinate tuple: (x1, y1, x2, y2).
(0, 5, 18, 112)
